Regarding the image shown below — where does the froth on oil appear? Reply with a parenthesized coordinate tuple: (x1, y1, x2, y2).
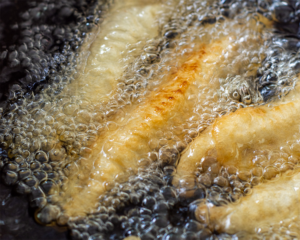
(1, 0, 300, 239)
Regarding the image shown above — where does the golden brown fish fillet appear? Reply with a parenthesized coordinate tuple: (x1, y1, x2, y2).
(177, 82, 300, 174)
(195, 169, 300, 236)
(60, 38, 230, 216)
(66, 0, 163, 103)
(179, 78, 300, 236)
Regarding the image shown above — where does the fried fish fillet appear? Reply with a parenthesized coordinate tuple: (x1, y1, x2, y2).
(60, 37, 230, 216)
(68, 0, 163, 103)
(179, 78, 300, 236)
(177, 81, 300, 174)
(176, 72, 300, 236)
(195, 168, 300, 237)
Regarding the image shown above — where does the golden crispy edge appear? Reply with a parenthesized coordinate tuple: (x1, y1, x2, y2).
(177, 83, 300, 174)
(195, 168, 300, 235)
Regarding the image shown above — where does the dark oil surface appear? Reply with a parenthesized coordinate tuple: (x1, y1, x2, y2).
(0, 0, 102, 239)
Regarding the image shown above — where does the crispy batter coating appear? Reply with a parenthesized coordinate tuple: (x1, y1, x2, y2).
(178, 76, 300, 235)
(195, 169, 300, 236)
(69, 1, 162, 103)
(61, 38, 229, 216)
(181, 79, 300, 235)
(177, 83, 300, 174)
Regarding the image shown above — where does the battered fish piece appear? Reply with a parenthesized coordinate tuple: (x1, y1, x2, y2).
(69, 0, 163, 102)
(177, 82, 300, 174)
(195, 169, 300, 236)
(61, 37, 230, 216)
(176, 74, 300, 235)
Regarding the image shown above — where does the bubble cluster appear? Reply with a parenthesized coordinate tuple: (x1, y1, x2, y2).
(67, 164, 212, 240)
(1, 0, 300, 239)
(0, 171, 68, 240)
(0, 0, 110, 109)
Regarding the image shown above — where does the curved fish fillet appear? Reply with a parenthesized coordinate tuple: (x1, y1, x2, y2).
(61, 38, 229, 216)
(177, 82, 300, 174)
(195, 169, 300, 236)
(177, 73, 300, 235)
(69, 0, 163, 103)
